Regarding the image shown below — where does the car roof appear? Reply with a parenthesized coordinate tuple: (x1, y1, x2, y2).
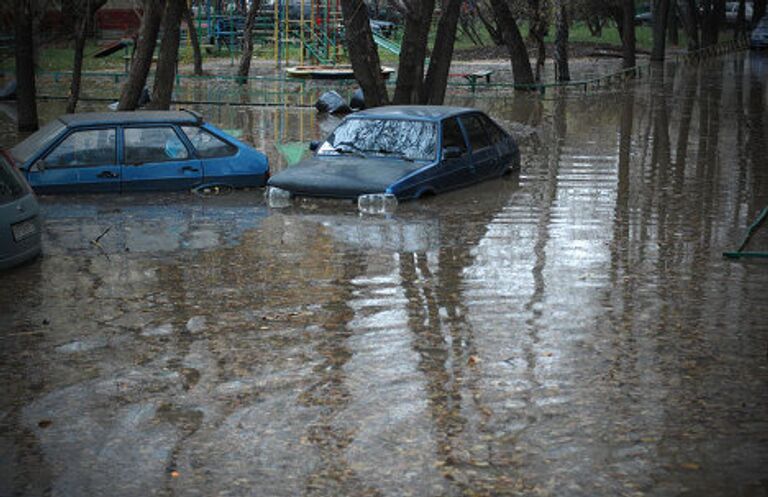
(352, 105, 478, 122)
(56, 110, 203, 128)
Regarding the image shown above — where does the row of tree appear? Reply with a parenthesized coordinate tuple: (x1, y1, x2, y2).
(13, 0, 764, 132)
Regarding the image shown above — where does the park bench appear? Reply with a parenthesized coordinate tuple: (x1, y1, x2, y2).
(463, 69, 494, 92)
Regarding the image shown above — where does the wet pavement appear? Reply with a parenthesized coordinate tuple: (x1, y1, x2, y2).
(1, 52, 768, 496)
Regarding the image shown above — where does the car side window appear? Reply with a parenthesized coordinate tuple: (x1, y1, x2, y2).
(461, 115, 493, 151)
(182, 126, 237, 159)
(124, 127, 189, 164)
(44, 128, 116, 168)
(481, 115, 507, 145)
(442, 118, 467, 154)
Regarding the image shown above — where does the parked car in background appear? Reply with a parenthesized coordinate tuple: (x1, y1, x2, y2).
(5, 110, 269, 194)
(267, 106, 520, 208)
(0, 151, 41, 270)
(751, 15, 768, 48)
(725, 1, 753, 24)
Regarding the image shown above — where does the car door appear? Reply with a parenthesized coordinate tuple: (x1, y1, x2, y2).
(460, 113, 500, 181)
(436, 117, 474, 191)
(26, 127, 120, 194)
(121, 126, 202, 192)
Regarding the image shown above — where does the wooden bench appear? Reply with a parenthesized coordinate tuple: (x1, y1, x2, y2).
(463, 70, 494, 92)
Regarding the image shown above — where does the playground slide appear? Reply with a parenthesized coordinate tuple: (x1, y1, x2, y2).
(372, 32, 401, 56)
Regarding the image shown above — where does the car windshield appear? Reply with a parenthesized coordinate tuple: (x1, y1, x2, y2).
(318, 118, 438, 161)
(10, 119, 66, 165)
(0, 154, 27, 203)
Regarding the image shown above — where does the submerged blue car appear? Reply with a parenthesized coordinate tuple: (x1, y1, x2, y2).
(267, 106, 520, 206)
(5, 110, 269, 194)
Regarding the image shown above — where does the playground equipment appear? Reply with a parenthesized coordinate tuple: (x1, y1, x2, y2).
(723, 206, 768, 259)
(187, 0, 347, 68)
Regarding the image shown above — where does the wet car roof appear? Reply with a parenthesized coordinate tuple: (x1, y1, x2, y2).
(352, 106, 476, 121)
(56, 110, 202, 127)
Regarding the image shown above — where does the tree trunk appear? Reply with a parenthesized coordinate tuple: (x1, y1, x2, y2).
(149, 0, 184, 110)
(184, 2, 203, 76)
(476, 0, 505, 46)
(755, 0, 767, 28)
(15, 0, 38, 132)
(236, 0, 262, 82)
(393, 0, 436, 105)
(677, 0, 700, 51)
(622, 0, 636, 68)
(554, 0, 570, 81)
(668, 3, 679, 45)
(701, 0, 725, 47)
(421, 0, 462, 104)
(67, 16, 88, 114)
(339, 0, 389, 107)
(528, 0, 547, 82)
(651, 0, 671, 61)
(488, 0, 534, 87)
(735, 0, 746, 38)
(118, 0, 165, 110)
(67, 0, 108, 114)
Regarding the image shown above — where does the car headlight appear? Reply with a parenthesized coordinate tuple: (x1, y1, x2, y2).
(266, 186, 292, 208)
(358, 193, 398, 214)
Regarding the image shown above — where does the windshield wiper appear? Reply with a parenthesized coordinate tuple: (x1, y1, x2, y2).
(333, 141, 367, 158)
(374, 148, 414, 161)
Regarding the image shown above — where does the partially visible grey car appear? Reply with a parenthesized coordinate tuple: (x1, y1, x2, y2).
(1, 150, 41, 270)
(751, 15, 768, 49)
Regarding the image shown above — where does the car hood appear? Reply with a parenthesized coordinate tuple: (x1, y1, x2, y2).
(268, 156, 424, 198)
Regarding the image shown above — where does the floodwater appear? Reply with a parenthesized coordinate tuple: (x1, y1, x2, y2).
(1, 52, 767, 497)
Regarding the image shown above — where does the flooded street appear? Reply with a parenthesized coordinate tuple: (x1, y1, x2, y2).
(1, 52, 767, 496)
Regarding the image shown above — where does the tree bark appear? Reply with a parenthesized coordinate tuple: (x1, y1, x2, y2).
(651, 0, 671, 61)
(67, 0, 108, 114)
(237, 0, 262, 82)
(339, 0, 389, 107)
(118, 0, 165, 111)
(184, 2, 203, 76)
(149, 0, 184, 110)
(554, 0, 570, 81)
(393, 0, 436, 104)
(488, 0, 534, 87)
(622, 0, 636, 68)
(15, 0, 38, 132)
(421, 0, 462, 105)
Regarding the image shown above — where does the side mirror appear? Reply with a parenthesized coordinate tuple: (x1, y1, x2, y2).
(443, 146, 463, 159)
(32, 160, 47, 172)
(309, 140, 321, 151)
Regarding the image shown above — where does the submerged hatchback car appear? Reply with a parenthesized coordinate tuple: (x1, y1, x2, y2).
(6, 110, 269, 194)
(267, 106, 520, 205)
(0, 151, 41, 270)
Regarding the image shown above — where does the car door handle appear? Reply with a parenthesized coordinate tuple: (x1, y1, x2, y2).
(97, 171, 119, 179)
(181, 166, 199, 173)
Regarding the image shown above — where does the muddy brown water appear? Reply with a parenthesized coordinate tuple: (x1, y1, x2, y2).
(1, 52, 767, 496)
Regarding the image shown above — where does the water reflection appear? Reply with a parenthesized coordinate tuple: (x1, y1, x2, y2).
(1, 52, 768, 497)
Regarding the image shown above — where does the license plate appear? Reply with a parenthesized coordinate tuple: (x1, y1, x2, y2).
(12, 218, 37, 241)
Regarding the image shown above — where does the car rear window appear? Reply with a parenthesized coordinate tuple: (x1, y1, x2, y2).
(0, 154, 27, 204)
(10, 119, 66, 165)
(182, 126, 237, 158)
